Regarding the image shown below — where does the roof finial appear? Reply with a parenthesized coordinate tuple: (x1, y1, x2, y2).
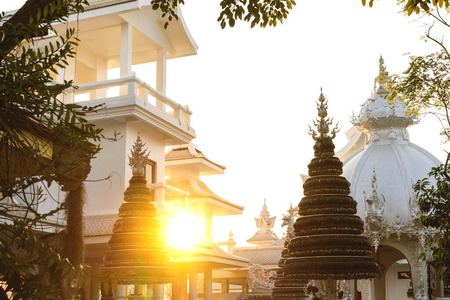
(379, 55, 387, 75)
(128, 133, 150, 176)
(261, 198, 269, 216)
(309, 90, 339, 157)
(375, 55, 390, 90)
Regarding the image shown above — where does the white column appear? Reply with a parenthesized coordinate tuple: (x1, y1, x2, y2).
(120, 22, 132, 95)
(95, 56, 108, 99)
(115, 284, 126, 297)
(180, 273, 188, 300)
(137, 284, 146, 295)
(153, 284, 164, 300)
(120, 22, 132, 78)
(204, 266, 213, 300)
(173, 273, 181, 300)
(189, 272, 198, 300)
(156, 48, 167, 111)
(60, 56, 76, 103)
(156, 49, 167, 95)
(88, 274, 99, 300)
(221, 280, 229, 294)
(326, 278, 338, 300)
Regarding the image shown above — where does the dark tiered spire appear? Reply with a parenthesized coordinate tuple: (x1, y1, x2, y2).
(277, 92, 378, 287)
(101, 134, 172, 284)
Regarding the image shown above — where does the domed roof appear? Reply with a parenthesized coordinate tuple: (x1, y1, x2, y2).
(343, 57, 441, 225)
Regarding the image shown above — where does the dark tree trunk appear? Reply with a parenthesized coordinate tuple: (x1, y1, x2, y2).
(64, 183, 85, 267)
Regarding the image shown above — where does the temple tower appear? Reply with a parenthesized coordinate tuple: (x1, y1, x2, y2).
(101, 135, 172, 297)
(274, 91, 378, 300)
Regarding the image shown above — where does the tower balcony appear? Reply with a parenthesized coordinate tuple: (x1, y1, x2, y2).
(66, 75, 195, 144)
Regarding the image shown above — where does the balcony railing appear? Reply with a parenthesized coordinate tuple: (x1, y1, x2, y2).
(65, 76, 192, 127)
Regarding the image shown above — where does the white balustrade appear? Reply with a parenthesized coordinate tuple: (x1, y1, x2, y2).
(66, 76, 191, 127)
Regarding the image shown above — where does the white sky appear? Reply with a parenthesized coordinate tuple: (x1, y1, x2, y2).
(3, 0, 449, 246)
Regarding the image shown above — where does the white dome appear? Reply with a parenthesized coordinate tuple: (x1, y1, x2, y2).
(343, 57, 441, 225)
(344, 141, 440, 223)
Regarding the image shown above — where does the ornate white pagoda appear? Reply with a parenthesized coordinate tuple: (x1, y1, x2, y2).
(339, 57, 442, 300)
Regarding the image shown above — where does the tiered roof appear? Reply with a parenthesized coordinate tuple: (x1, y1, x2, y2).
(273, 92, 379, 299)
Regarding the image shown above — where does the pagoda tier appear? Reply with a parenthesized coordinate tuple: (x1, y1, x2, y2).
(280, 92, 379, 282)
(272, 240, 309, 299)
(102, 135, 172, 284)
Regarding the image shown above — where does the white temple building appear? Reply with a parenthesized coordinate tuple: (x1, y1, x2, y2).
(5, 0, 450, 298)
(338, 57, 444, 300)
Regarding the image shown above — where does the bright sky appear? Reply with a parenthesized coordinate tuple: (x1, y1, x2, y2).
(3, 1, 448, 246)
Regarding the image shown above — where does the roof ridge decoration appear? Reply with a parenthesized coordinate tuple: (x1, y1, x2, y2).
(247, 199, 278, 246)
(255, 199, 276, 232)
(363, 168, 387, 243)
(273, 91, 378, 299)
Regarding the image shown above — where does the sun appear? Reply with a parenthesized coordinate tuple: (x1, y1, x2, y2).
(165, 212, 202, 250)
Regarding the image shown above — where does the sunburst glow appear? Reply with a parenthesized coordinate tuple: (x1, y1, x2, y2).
(166, 213, 202, 249)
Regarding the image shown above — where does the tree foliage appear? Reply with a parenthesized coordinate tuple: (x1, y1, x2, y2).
(0, 222, 91, 299)
(0, 0, 103, 297)
(388, 51, 450, 142)
(381, 0, 450, 281)
(414, 165, 450, 280)
(151, 0, 296, 29)
(363, 0, 450, 15)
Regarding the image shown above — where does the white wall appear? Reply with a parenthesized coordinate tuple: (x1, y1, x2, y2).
(385, 262, 412, 300)
(84, 119, 168, 216)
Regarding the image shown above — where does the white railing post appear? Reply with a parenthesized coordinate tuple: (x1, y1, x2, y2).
(174, 104, 182, 122)
(64, 90, 74, 104)
(138, 86, 148, 102)
(127, 77, 138, 97)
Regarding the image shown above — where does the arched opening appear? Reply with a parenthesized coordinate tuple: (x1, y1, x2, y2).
(369, 245, 411, 300)
(385, 259, 412, 299)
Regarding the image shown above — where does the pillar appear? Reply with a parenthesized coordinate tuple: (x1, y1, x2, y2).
(242, 281, 248, 293)
(155, 48, 166, 110)
(94, 56, 108, 99)
(373, 274, 386, 300)
(120, 22, 132, 95)
(204, 266, 213, 300)
(189, 272, 198, 300)
(136, 284, 146, 296)
(115, 285, 126, 297)
(173, 275, 181, 300)
(221, 280, 229, 294)
(156, 49, 167, 95)
(180, 272, 187, 300)
(59, 56, 76, 103)
(153, 284, 164, 300)
(88, 274, 99, 300)
(120, 22, 132, 78)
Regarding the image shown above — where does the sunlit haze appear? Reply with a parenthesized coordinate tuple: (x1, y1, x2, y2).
(3, 0, 448, 246)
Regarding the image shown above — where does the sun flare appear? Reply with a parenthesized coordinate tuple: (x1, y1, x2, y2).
(166, 213, 202, 250)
